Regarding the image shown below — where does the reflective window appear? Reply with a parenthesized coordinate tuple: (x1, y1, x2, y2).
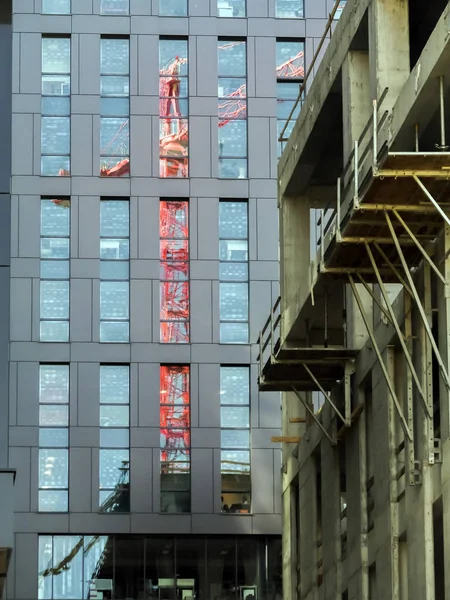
(219, 202, 248, 343)
(160, 366, 191, 513)
(100, 0, 129, 14)
(42, 0, 70, 14)
(39, 365, 69, 512)
(220, 366, 251, 513)
(160, 201, 189, 343)
(99, 366, 130, 512)
(218, 0, 245, 17)
(100, 38, 130, 177)
(100, 200, 129, 342)
(276, 40, 304, 157)
(218, 40, 247, 179)
(40, 199, 70, 342)
(159, 38, 189, 178)
(335, 0, 346, 19)
(159, 0, 187, 16)
(276, 0, 303, 18)
(41, 37, 70, 176)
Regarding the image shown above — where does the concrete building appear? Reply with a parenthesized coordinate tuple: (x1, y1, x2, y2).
(258, 0, 450, 598)
(0, 0, 346, 599)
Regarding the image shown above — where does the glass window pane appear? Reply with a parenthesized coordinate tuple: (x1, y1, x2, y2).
(114, 538, 145, 598)
(219, 120, 247, 157)
(99, 487, 130, 512)
(276, 41, 304, 78)
(276, 0, 303, 18)
(41, 200, 70, 237)
(40, 405, 69, 427)
(218, 77, 247, 98)
(39, 448, 68, 487)
(100, 366, 130, 403)
(220, 322, 248, 344)
(41, 260, 70, 280)
(100, 97, 130, 116)
(42, 0, 70, 13)
(221, 429, 250, 448)
(100, 405, 129, 427)
(221, 406, 249, 428)
(219, 202, 248, 238)
(39, 428, 69, 447)
(159, 0, 187, 16)
(100, 239, 130, 260)
(40, 320, 69, 342)
(159, 39, 188, 69)
(38, 536, 53, 599)
(41, 156, 70, 177)
(100, 75, 130, 97)
(218, 158, 247, 179)
(39, 490, 68, 512)
(160, 490, 190, 513)
(100, 428, 129, 448)
(42, 97, 70, 116)
(41, 117, 70, 155)
(40, 281, 70, 319)
(40, 365, 69, 402)
(101, 201, 129, 236)
(220, 282, 248, 321)
(206, 539, 236, 595)
(100, 281, 129, 319)
(220, 366, 249, 404)
(41, 239, 70, 259)
(100, 261, 129, 280)
(100, 118, 129, 156)
(42, 38, 70, 73)
(52, 536, 83, 598)
(99, 448, 130, 488)
(218, 41, 246, 77)
(42, 74, 71, 97)
(217, 0, 246, 17)
(101, 38, 129, 75)
(100, 0, 129, 14)
(100, 321, 129, 343)
(219, 262, 248, 281)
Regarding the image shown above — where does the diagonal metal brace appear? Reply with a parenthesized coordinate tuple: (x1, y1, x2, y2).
(365, 242, 432, 419)
(348, 274, 413, 442)
(385, 212, 450, 391)
(301, 362, 350, 426)
(291, 385, 336, 446)
(413, 175, 450, 228)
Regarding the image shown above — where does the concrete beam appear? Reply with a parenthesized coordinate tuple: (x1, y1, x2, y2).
(278, 0, 370, 198)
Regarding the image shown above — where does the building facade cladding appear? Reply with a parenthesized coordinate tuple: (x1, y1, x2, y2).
(6, 0, 336, 598)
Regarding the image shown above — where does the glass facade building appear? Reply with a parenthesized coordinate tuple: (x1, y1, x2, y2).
(0, 0, 339, 598)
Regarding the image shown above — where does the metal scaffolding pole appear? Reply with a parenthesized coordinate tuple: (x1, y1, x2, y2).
(301, 362, 349, 426)
(291, 385, 336, 446)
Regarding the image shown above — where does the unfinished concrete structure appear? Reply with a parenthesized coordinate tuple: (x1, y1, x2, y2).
(258, 0, 450, 598)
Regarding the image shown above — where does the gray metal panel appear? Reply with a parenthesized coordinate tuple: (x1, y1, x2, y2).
(17, 362, 38, 426)
(251, 449, 274, 514)
(138, 363, 159, 426)
(130, 279, 153, 343)
(77, 363, 99, 426)
(70, 279, 93, 342)
(130, 447, 153, 513)
(190, 280, 213, 343)
(198, 363, 220, 427)
(18, 196, 40, 257)
(71, 115, 94, 176)
(14, 533, 38, 599)
(8, 448, 30, 512)
(69, 447, 92, 512)
(191, 449, 214, 513)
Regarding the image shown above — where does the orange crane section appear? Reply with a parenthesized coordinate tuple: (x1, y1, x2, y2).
(160, 365, 190, 473)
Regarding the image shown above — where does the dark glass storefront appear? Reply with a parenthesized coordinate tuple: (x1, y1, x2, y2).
(38, 535, 282, 600)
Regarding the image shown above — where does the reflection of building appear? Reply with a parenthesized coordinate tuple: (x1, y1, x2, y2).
(1, 0, 344, 598)
(259, 0, 450, 598)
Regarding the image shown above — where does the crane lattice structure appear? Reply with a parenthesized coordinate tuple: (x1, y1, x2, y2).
(160, 365, 190, 474)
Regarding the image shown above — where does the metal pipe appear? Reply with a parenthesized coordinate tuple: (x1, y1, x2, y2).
(354, 140, 359, 204)
(440, 75, 446, 149)
(291, 385, 336, 446)
(372, 99, 378, 167)
(348, 274, 413, 441)
(320, 209, 325, 262)
(301, 362, 349, 425)
(413, 174, 450, 228)
(336, 177, 341, 238)
(415, 124, 419, 152)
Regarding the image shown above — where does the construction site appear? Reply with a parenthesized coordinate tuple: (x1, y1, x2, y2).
(258, 0, 450, 598)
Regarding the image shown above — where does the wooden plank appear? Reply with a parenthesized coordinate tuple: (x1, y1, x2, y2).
(289, 417, 307, 423)
(271, 436, 302, 443)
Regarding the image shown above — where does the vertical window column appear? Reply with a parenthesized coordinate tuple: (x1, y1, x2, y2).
(100, 200, 130, 342)
(160, 200, 190, 343)
(160, 366, 190, 513)
(40, 198, 70, 342)
(219, 201, 249, 343)
(100, 37, 130, 177)
(218, 40, 247, 179)
(41, 36, 71, 176)
(99, 365, 130, 512)
(220, 366, 251, 513)
(39, 365, 69, 512)
(159, 38, 189, 178)
(276, 40, 304, 157)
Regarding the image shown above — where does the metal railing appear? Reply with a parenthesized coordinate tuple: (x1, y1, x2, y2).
(256, 296, 281, 374)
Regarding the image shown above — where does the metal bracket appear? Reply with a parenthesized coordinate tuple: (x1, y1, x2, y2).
(301, 362, 349, 426)
(412, 461, 422, 486)
(433, 438, 442, 464)
(291, 385, 336, 446)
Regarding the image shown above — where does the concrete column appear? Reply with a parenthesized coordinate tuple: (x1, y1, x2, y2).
(368, 0, 410, 110)
(299, 456, 318, 599)
(341, 51, 371, 163)
(279, 193, 310, 340)
(282, 482, 298, 600)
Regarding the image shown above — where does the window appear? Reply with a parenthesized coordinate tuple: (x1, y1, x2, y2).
(39, 365, 69, 512)
(160, 0, 187, 16)
(276, 40, 304, 156)
(100, 200, 130, 342)
(218, 40, 247, 179)
(160, 366, 190, 513)
(42, 0, 70, 13)
(276, 0, 303, 18)
(99, 365, 130, 512)
(100, 0, 129, 14)
(160, 200, 190, 343)
(220, 367, 251, 513)
(41, 37, 71, 176)
(159, 38, 189, 178)
(218, 0, 245, 17)
(219, 201, 248, 343)
(335, 1, 346, 19)
(100, 37, 130, 177)
(40, 199, 70, 342)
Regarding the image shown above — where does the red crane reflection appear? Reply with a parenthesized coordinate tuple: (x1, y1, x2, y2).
(160, 366, 190, 474)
